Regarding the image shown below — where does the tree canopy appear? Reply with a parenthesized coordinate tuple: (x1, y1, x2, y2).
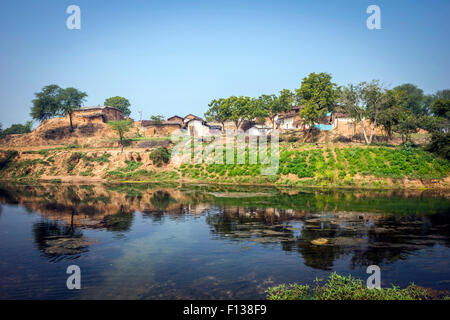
(150, 115, 165, 124)
(337, 80, 386, 145)
(31, 85, 64, 121)
(0, 121, 33, 137)
(392, 83, 430, 115)
(107, 119, 133, 144)
(104, 96, 132, 117)
(30, 85, 87, 131)
(255, 89, 294, 128)
(296, 72, 337, 131)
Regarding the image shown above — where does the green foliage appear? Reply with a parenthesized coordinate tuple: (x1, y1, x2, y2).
(254, 90, 294, 128)
(149, 146, 171, 166)
(66, 152, 84, 173)
(30, 85, 62, 121)
(31, 85, 87, 131)
(267, 272, 433, 300)
(149, 115, 165, 124)
(337, 80, 386, 145)
(393, 83, 429, 116)
(0, 121, 33, 137)
(296, 72, 337, 128)
(104, 96, 131, 116)
(426, 132, 450, 160)
(59, 87, 88, 131)
(107, 120, 133, 144)
(0, 150, 19, 170)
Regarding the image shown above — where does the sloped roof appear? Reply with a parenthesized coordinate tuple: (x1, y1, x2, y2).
(76, 106, 124, 114)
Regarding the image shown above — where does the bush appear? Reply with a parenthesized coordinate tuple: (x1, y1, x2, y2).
(333, 135, 352, 143)
(267, 272, 434, 300)
(0, 150, 18, 170)
(149, 146, 170, 167)
(426, 132, 450, 160)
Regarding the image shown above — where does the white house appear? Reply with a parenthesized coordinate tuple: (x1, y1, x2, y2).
(185, 119, 222, 137)
(246, 125, 272, 136)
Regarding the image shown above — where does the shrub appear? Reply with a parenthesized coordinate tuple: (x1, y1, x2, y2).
(267, 272, 434, 300)
(0, 150, 19, 170)
(149, 146, 170, 167)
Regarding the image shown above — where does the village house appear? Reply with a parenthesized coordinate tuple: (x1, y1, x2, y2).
(167, 115, 184, 125)
(246, 125, 272, 136)
(140, 120, 182, 136)
(184, 118, 222, 137)
(70, 106, 124, 124)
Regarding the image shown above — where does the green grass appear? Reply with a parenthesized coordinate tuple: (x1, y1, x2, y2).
(178, 145, 450, 185)
(266, 272, 436, 300)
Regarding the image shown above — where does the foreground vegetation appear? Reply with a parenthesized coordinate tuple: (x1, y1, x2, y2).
(266, 273, 448, 300)
(179, 144, 450, 187)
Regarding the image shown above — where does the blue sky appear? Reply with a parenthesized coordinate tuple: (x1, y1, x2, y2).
(1, 0, 449, 127)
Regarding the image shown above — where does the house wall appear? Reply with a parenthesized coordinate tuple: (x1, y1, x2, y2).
(333, 118, 385, 136)
(279, 117, 295, 130)
(71, 107, 123, 123)
(143, 124, 181, 136)
(186, 120, 209, 137)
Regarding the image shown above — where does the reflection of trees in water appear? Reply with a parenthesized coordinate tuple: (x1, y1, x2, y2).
(101, 206, 134, 232)
(349, 214, 450, 268)
(150, 190, 177, 211)
(206, 207, 450, 271)
(1, 182, 450, 269)
(32, 217, 86, 262)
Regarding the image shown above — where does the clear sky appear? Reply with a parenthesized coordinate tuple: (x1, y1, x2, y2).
(1, 0, 449, 127)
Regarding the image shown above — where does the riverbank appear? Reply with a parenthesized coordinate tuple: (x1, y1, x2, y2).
(1, 144, 449, 190)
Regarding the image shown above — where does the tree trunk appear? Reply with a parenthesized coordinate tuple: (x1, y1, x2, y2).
(360, 120, 370, 144)
(69, 113, 74, 132)
(368, 119, 377, 145)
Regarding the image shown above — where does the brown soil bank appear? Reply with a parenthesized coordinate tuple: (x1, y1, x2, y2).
(0, 146, 449, 190)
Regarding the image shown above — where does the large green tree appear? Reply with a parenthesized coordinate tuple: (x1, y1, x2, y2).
(392, 83, 428, 115)
(296, 72, 337, 140)
(256, 89, 294, 129)
(228, 96, 254, 129)
(31, 85, 87, 132)
(338, 80, 386, 145)
(377, 89, 408, 140)
(30, 85, 63, 122)
(204, 98, 232, 128)
(59, 87, 87, 131)
(104, 96, 131, 117)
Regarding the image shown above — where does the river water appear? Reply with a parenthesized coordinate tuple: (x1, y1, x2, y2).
(0, 183, 449, 299)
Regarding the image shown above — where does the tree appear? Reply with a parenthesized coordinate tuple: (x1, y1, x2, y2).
(150, 115, 165, 124)
(393, 111, 418, 144)
(256, 89, 294, 129)
(0, 121, 33, 137)
(104, 96, 131, 117)
(296, 72, 337, 139)
(228, 96, 254, 129)
(377, 89, 408, 140)
(426, 131, 450, 160)
(59, 87, 87, 131)
(393, 83, 428, 115)
(107, 120, 133, 145)
(434, 89, 450, 101)
(31, 85, 63, 122)
(204, 98, 232, 129)
(430, 99, 450, 120)
(338, 80, 385, 145)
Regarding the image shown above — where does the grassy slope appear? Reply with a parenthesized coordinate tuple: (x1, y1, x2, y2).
(1, 144, 450, 188)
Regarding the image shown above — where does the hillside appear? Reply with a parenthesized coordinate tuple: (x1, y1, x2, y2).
(1, 143, 449, 189)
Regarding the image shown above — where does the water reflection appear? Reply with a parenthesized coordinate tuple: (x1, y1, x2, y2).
(0, 182, 449, 298)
